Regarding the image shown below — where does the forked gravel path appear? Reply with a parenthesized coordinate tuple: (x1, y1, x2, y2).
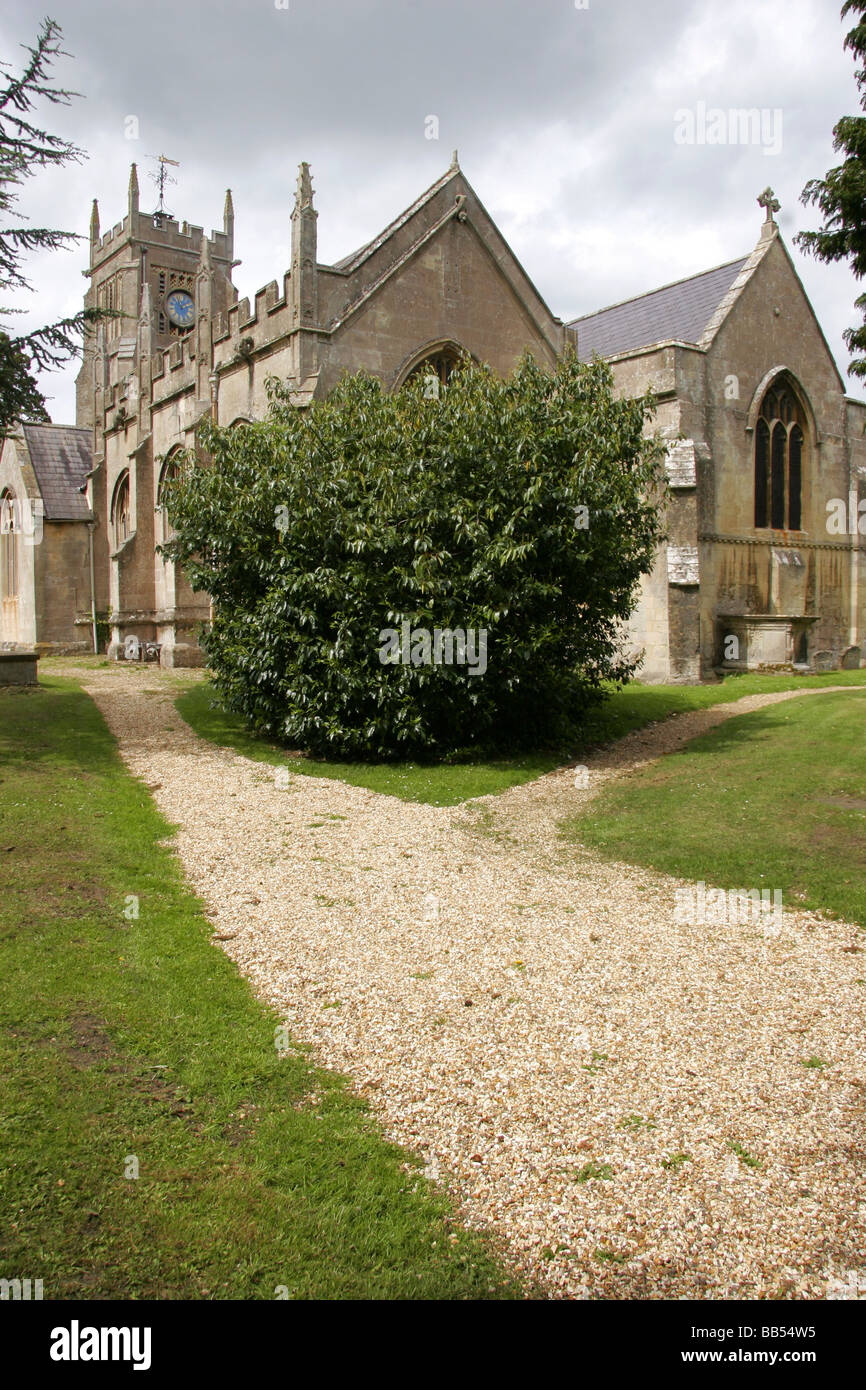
(59, 665, 866, 1300)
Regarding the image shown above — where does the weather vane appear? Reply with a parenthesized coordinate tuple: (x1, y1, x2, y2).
(147, 154, 180, 220)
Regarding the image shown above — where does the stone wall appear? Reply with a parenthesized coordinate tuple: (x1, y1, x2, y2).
(35, 521, 93, 650)
(703, 229, 863, 671)
(0, 434, 37, 646)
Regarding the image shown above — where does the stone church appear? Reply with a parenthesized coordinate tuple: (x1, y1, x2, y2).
(1, 156, 864, 680)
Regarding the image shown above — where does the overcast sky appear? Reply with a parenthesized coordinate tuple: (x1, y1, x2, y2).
(2, 0, 862, 422)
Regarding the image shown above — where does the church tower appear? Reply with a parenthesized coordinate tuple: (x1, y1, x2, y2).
(74, 164, 238, 667)
(76, 163, 236, 430)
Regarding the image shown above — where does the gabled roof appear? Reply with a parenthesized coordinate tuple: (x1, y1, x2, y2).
(22, 423, 92, 521)
(570, 256, 750, 360)
(325, 159, 564, 363)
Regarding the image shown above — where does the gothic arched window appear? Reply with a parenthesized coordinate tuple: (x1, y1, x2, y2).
(403, 345, 463, 393)
(754, 382, 805, 530)
(1, 491, 18, 600)
(112, 471, 132, 549)
(157, 456, 180, 508)
(157, 456, 180, 543)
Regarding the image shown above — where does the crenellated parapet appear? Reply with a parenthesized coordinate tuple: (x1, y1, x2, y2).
(87, 211, 233, 275)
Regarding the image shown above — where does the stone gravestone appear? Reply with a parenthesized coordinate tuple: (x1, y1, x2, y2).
(812, 650, 836, 673)
(0, 648, 38, 685)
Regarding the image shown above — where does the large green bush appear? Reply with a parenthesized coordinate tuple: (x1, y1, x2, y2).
(163, 352, 665, 757)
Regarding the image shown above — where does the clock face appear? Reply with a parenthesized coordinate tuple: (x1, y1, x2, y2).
(165, 289, 195, 328)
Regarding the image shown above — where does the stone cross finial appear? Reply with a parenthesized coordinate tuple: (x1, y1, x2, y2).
(758, 187, 780, 222)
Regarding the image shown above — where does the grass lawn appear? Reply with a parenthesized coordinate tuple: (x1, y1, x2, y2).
(562, 688, 866, 929)
(0, 677, 521, 1300)
(175, 669, 866, 807)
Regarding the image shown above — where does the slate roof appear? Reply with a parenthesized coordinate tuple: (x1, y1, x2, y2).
(22, 423, 93, 521)
(569, 256, 749, 361)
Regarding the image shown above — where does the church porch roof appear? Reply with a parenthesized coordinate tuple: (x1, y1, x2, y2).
(21, 423, 93, 522)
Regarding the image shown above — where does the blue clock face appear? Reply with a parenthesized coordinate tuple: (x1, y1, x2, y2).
(165, 289, 195, 328)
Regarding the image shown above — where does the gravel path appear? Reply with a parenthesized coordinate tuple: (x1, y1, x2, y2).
(58, 665, 866, 1300)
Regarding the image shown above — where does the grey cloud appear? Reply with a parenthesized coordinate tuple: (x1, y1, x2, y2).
(0, 0, 861, 422)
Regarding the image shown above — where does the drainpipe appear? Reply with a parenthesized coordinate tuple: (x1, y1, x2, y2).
(87, 520, 98, 654)
(845, 401, 859, 650)
(850, 490, 859, 651)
